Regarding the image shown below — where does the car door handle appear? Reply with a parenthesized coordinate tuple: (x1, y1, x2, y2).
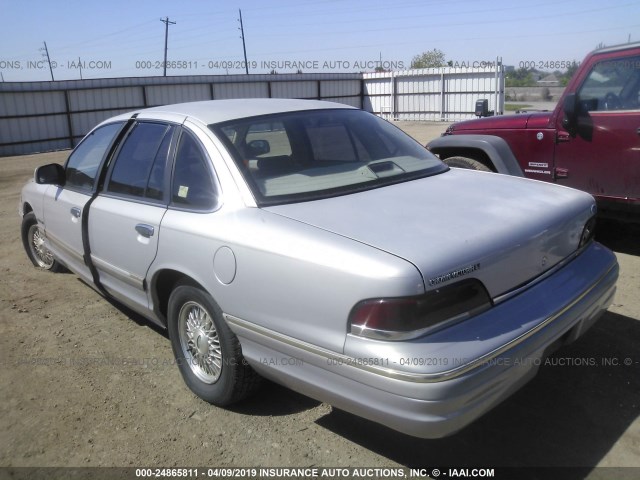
(135, 224, 155, 238)
(70, 207, 81, 218)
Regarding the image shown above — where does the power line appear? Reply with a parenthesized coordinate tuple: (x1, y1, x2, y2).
(252, 1, 636, 39)
(52, 20, 158, 54)
(160, 17, 176, 77)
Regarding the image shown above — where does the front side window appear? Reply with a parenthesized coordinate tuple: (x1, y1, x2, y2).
(65, 122, 123, 192)
(107, 122, 174, 200)
(171, 131, 218, 210)
(211, 109, 445, 205)
(578, 55, 640, 111)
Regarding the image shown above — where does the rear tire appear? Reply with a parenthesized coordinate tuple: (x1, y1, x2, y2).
(21, 212, 64, 272)
(167, 283, 261, 406)
(444, 156, 493, 172)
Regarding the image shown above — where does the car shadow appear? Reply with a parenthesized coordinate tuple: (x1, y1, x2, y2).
(315, 311, 639, 475)
(230, 380, 322, 416)
(596, 219, 640, 256)
(93, 288, 169, 339)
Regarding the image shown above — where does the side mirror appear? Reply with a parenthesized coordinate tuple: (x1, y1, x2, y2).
(35, 163, 65, 186)
(562, 93, 578, 135)
(247, 139, 270, 156)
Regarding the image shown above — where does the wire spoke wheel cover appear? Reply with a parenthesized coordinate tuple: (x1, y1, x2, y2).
(28, 224, 55, 269)
(21, 212, 63, 273)
(168, 284, 261, 405)
(178, 301, 222, 384)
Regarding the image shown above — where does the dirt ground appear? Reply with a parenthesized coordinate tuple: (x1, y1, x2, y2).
(1, 122, 638, 475)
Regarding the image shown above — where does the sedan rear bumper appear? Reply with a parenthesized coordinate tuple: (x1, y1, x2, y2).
(227, 242, 618, 438)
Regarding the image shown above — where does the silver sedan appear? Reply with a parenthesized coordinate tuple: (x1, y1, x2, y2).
(20, 99, 618, 438)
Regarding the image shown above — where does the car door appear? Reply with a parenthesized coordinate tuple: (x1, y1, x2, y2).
(554, 54, 640, 203)
(88, 121, 176, 315)
(42, 122, 124, 283)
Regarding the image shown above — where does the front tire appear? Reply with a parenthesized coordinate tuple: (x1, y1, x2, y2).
(444, 156, 493, 172)
(21, 212, 64, 272)
(167, 283, 261, 406)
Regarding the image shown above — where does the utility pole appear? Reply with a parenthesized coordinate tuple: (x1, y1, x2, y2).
(160, 17, 176, 77)
(41, 41, 54, 81)
(238, 9, 249, 74)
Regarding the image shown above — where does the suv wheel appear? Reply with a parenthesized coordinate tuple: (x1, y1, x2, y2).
(444, 156, 493, 172)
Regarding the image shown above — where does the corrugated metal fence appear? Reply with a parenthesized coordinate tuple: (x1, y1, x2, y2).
(363, 66, 504, 122)
(0, 67, 503, 156)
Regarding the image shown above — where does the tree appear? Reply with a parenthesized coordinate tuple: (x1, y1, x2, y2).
(505, 67, 535, 87)
(410, 49, 447, 69)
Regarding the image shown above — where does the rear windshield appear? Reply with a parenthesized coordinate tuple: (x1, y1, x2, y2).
(210, 109, 446, 205)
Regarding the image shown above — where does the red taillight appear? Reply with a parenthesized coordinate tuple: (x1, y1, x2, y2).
(349, 279, 491, 341)
(350, 298, 417, 331)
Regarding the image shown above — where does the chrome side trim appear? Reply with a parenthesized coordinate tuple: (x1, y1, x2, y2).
(91, 254, 145, 290)
(224, 262, 616, 383)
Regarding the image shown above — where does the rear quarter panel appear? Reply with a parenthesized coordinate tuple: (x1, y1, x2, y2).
(150, 206, 424, 354)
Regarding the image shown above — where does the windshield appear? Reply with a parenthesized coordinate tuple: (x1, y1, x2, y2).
(210, 109, 446, 205)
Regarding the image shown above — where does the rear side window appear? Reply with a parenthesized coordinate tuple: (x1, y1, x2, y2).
(171, 131, 217, 210)
(107, 122, 174, 201)
(65, 122, 123, 192)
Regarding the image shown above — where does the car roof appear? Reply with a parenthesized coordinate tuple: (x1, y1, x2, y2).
(107, 98, 356, 126)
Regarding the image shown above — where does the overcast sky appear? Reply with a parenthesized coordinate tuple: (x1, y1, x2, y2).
(1, 0, 638, 81)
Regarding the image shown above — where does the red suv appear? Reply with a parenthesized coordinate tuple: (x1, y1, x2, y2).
(428, 42, 640, 221)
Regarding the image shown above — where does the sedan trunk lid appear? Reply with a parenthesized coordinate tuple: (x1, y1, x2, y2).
(265, 169, 595, 298)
